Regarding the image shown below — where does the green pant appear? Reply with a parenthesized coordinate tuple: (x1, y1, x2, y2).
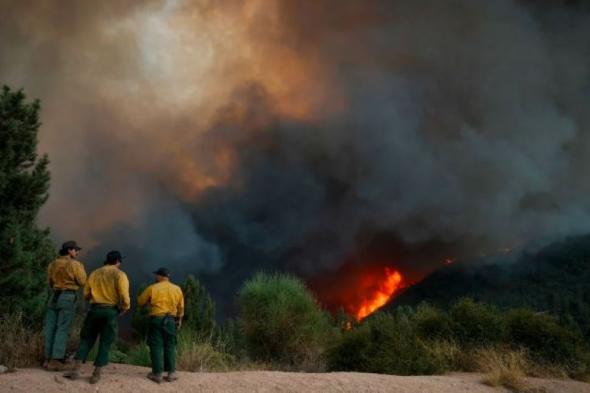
(75, 307, 118, 367)
(44, 291, 77, 360)
(147, 316, 177, 374)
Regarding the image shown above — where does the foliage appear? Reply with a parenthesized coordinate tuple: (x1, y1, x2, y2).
(391, 234, 590, 342)
(182, 275, 216, 338)
(328, 298, 590, 379)
(0, 313, 43, 368)
(131, 284, 150, 338)
(327, 311, 454, 375)
(450, 298, 504, 346)
(505, 308, 588, 370)
(414, 303, 455, 341)
(238, 272, 332, 369)
(476, 348, 532, 393)
(0, 86, 54, 323)
(176, 328, 235, 372)
(125, 341, 151, 367)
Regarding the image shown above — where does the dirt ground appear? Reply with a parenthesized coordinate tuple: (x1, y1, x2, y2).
(0, 364, 588, 393)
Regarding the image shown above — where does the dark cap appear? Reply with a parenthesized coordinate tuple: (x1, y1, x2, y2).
(61, 240, 81, 251)
(152, 267, 170, 277)
(105, 250, 125, 263)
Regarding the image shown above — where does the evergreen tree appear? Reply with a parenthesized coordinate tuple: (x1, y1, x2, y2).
(182, 275, 215, 338)
(0, 85, 54, 323)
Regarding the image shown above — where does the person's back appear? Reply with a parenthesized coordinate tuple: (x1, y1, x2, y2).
(64, 251, 129, 384)
(85, 264, 130, 309)
(48, 255, 86, 290)
(143, 279, 183, 317)
(44, 241, 86, 371)
(138, 268, 184, 383)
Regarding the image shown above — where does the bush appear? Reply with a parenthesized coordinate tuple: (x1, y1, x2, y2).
(505, 309, 586, 367)
(182, 275, 216, 338)
(131, 284, 150, 339)
(414, 303, 455, 341)
(475, 347, 532, 393)
(176, 329, 235, 372)
(0, 313, 43, 368)
(450, 298, 504, 346)
(126, 341, 151, 367)
(327, 312, 455, 375)
(238, 273, 331, 369)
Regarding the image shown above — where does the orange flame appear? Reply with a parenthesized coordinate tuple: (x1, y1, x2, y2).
(354, 267, 403, 321)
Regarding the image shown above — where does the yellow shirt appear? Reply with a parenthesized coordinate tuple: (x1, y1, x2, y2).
(83, 265, 131, 311)
(137, 278, 184, 317)
(47, 256, 87, 290)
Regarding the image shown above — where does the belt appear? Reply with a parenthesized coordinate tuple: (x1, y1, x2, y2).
(51, 289, 77, 303)
(151, 314, 177, 320)
(90, 303, 118, 309)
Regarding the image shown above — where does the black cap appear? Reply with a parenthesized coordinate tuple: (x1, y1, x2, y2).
(105, 250, 125, 263)
(61, 240, 81, 251)
(152, 267, 170, 277)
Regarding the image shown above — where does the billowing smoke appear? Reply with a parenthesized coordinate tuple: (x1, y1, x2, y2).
(1, 1, 589, 311)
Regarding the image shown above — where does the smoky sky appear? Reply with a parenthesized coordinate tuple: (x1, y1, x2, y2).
(1, 0, 590, 308)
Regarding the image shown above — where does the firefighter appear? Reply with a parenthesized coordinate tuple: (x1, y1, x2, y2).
(64, 250, 130, 384)
(137, 267, 184, 383)
(44, 240, 87, 371)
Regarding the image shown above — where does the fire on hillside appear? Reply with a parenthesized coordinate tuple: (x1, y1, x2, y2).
(310, 263, 405, 321)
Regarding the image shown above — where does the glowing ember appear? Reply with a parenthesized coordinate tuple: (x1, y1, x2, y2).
(354, 267, 403, 321)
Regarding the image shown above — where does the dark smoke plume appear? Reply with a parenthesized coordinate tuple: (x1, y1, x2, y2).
(1, 0, 589, 311)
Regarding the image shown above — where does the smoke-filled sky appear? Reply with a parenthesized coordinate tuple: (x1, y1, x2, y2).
(1, 0, 590, 310)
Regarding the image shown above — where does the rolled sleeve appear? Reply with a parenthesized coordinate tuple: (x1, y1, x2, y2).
(83, 280, 92, 300)
(75, 262, 87, 287)
(137, 286, 151, 307)
(118, 273, 131, 311)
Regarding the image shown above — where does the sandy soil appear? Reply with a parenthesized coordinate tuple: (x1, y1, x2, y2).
(0, 364, 588, 393)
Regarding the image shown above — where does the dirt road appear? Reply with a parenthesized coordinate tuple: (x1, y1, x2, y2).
(0, 364, 588, 393)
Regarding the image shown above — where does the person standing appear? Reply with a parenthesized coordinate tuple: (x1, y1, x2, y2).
(44, 240, 86, 371)
(137, 268, 184, 383)
(64, 250, 130, 384)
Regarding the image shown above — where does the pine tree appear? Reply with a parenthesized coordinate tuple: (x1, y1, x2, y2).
(0, 85, 54, 324)
(182, 275, 216, 338)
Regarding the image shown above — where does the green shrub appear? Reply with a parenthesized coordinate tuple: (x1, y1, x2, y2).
(125, 341, 151, 367)
(326, 325, 372, 372)
(176, 329, 235, 372)
(450, 298, 503, 346)
(182, 275, 216, 339)
(327, 312, 454, 375)
(131, 284, 150, 339)
(414, 303, 455, 341)
(238, 273, 331, 369)
(505, 309, 583, 365)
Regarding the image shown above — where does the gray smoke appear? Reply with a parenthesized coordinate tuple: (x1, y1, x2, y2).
(1, 0, 589, 307)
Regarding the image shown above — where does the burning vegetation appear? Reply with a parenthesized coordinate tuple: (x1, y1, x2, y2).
(353, 267, 403, 321)
(310, 263, 405, 321)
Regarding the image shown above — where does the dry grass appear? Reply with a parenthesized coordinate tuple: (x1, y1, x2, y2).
(422, 340, 462, 373)
(176, 332, 235, 372)
(473, 347, 546, 393)
(0, 313, 44, 369)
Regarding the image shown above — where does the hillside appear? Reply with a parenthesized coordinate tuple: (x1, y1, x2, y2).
(390, 234, 590, 336)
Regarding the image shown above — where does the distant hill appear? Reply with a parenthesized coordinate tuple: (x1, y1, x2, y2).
(389, 234, 590, 336)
